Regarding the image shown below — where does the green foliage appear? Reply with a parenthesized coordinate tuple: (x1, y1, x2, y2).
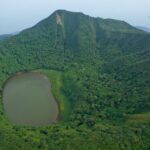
(0, 10, 150, 149)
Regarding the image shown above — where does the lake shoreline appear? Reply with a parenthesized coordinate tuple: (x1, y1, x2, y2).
(2, 71, 61, 126)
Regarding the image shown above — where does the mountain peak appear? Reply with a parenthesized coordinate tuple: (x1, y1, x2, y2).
(52, 9, 82, 14)
(48, 10, 144, 34)
(55, 12, 63, 26)
(54, 9, 68, 13)
(21, 9, 146, 37)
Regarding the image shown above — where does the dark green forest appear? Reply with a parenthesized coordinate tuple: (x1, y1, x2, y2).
(0, 10, 150, 150)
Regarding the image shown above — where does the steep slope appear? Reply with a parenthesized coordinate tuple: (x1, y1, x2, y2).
(0, 10, 150, 150)
(1, 10, 149, 72)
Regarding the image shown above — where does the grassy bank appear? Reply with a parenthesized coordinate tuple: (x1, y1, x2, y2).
(34, 69, 71, 121)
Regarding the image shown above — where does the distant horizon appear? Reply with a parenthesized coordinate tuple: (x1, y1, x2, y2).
(0, 0, 150, 34)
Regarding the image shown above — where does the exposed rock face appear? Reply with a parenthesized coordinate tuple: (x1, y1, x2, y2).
(56, 13, 63, 26)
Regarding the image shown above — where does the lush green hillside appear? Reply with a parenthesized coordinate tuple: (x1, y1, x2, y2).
(0, 10, 150, 150)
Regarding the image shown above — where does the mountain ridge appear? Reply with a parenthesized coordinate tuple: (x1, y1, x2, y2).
(12, 9, 149, 56)
(21, 9, 145, 35)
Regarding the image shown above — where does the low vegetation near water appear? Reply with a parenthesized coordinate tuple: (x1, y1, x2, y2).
(0, 10, 150, 150)
(34, 69, 71, 120)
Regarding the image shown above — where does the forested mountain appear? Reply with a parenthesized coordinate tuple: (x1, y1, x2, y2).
(0, 10, 150, 150)
(0, 34, 12, 40)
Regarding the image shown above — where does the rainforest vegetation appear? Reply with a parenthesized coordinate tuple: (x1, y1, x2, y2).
(0, 10, 150, 150)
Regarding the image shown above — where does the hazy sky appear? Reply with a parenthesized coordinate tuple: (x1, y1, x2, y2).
(0, 0, 150, 34)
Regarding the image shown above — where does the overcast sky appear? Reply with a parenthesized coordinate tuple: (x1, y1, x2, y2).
(0, 0, 150, 34)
